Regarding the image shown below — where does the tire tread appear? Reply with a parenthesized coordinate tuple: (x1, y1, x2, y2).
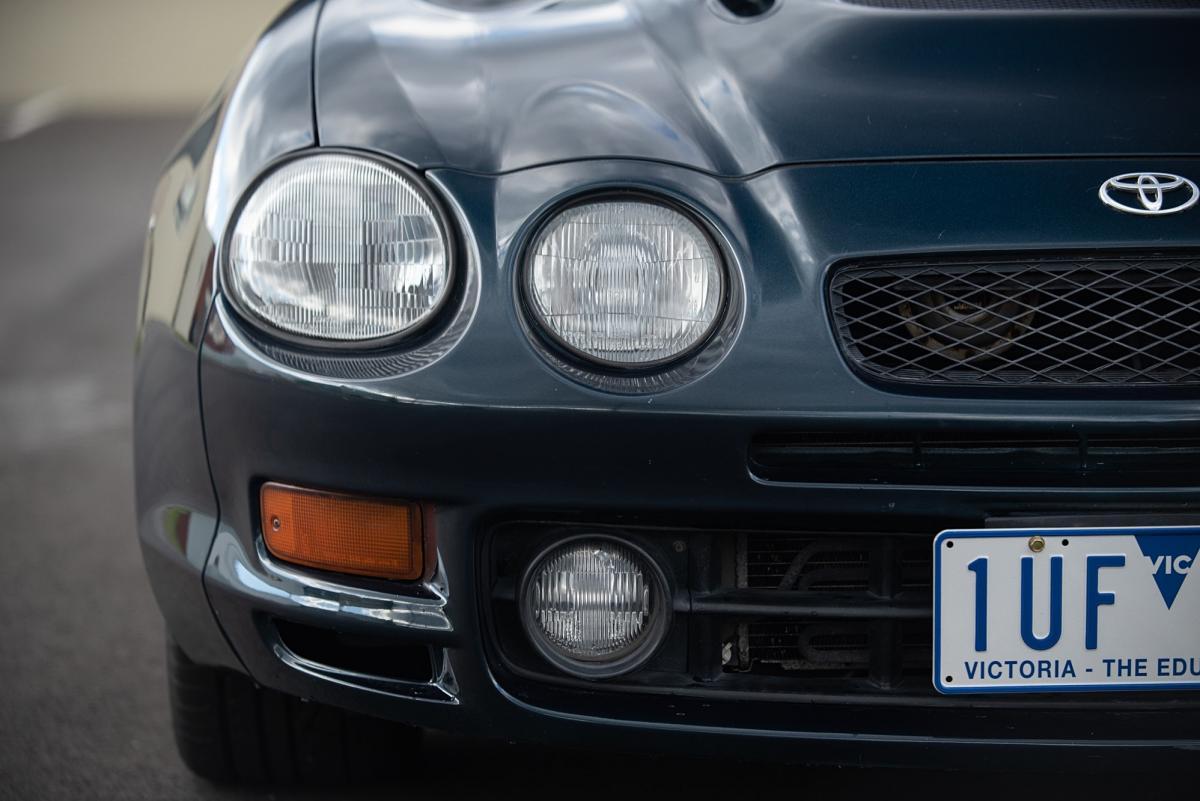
(166, 639, 416, 785)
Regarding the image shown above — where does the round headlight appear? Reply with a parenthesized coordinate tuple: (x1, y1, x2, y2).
(520, 537, 670, 678)
(224, 152, 452, 344)
(523, 199, 725, 368)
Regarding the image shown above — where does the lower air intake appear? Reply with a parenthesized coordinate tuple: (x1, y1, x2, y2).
(735, 533, 933, 688)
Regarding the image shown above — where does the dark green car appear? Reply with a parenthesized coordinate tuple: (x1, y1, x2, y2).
(135, 0, 1200, 782)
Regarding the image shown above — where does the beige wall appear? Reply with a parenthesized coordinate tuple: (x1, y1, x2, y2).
(0, 0, 290, 113)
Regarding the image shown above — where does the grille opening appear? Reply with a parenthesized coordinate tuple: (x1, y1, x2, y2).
(750, 429, 1200, 487)
(830, 255, 1200, 387)
(744, 534, 931, 591)
(730, 532, 935, 687)
(738, 620, 932, 680)
(274, 620, 435, 682)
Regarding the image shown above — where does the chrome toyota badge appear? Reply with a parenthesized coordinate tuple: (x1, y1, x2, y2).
(1099, 172, 1198, 216)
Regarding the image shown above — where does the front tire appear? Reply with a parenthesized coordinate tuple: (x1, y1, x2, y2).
(167, 639, 418, 784)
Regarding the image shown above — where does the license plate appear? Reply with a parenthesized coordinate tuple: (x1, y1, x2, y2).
(933, 526, 1200, 694)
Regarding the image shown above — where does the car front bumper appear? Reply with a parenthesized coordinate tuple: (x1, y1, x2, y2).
(136, 158, 1200, 769)
(181, 305, 1200, 769)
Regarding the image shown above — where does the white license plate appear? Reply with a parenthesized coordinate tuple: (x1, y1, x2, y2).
(933, 526, 1200, 694)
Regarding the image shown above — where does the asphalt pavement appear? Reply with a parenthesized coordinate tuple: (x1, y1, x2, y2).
(0, 116, 1180, 800)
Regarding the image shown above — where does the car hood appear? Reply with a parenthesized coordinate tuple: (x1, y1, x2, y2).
(314, 0, 1200, 177)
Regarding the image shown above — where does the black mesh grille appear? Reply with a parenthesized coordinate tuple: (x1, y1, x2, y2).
(829, 254, 1200, 387)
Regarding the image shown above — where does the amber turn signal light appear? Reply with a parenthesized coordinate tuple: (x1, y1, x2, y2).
(260, 483, 425, 581)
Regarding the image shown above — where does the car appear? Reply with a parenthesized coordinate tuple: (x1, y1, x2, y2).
(134, 0, 1200, 783)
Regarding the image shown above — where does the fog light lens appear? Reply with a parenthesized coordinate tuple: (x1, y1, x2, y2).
(520, 537, 669, 678)
(260, 483, 425, 581)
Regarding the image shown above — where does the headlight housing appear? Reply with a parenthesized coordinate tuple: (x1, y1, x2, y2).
(519, 536, 670, 678)
(523, 197, 725, 368)
(224, 152, 453, 345)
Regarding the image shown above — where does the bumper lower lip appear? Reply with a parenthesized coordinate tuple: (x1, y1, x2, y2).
(272, 638, 459, 704)
(205, 530, 457, 703)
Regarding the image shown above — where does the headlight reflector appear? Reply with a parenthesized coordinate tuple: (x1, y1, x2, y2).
(225, 153, 451, 343)
(524, 199, 724, 367)
(520, 537, 669, 678)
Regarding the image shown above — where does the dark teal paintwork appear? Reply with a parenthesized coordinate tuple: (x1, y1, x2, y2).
(135, 0, 1200, 766)
(316, 0, 1200, 173)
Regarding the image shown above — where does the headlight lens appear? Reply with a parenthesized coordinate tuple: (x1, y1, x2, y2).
(524, 199, 724, 367)
(225, 153, 451, 344)
(520, 538, 669, 678)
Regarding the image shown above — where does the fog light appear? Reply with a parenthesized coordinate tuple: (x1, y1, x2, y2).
(260, 483, 425, 581)
(519, 537, 670, 678)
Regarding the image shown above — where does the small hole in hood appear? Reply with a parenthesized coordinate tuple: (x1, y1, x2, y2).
(715, 0, 777, 18)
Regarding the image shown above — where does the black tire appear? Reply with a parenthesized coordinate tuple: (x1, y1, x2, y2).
(167, 638, 419, 784)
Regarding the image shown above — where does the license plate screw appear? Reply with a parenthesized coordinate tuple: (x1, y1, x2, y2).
(1028, 535, 1046, 553)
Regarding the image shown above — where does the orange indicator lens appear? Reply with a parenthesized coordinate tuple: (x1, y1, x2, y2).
(260, 483, 424, 581)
